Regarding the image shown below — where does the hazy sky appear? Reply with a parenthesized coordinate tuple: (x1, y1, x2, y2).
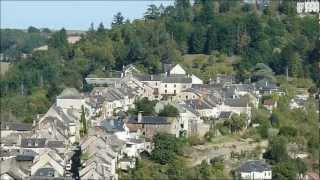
(1, 1, 174, 30)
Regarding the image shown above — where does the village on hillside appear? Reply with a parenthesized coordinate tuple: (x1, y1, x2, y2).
(1, 0, 319, 180)
(1, 62, 318, 180)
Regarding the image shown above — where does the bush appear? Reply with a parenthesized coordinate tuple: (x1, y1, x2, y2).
(279, 126, 298, 138)
(158, 104, 179, 117)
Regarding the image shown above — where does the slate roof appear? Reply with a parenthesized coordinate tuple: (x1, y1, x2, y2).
(21, 138, 46, 148)
(255, 79, 278, 91)
(46, 141, 65, 148)
(16, 149, 37, 161)
(85, 77, 121, 85)
(34, 168, 56, 177)
(16, 154, 35, 161)
(127, 116, 170, 124)
(239, 160, 271, 172)
(224, 97, 249, 107)
(161, 75, 192, 83)
(101, 118, 125, 132)
(184, 99, 213, 110)
(1, 122, 32, 131)
(57, 88, 82, 99)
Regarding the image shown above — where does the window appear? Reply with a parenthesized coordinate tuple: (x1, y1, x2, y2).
(165, 84, 167, 88)
(186, 95, 188, 100)
(174, 90, 176, 94)
(156, 82, 157, 86)
(174, 84, 176, 88)
(165, 90, 167, 94)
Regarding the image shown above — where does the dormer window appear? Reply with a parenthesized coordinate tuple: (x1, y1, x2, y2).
(35, 142, 38, 147)
(28, 141, 32, 147)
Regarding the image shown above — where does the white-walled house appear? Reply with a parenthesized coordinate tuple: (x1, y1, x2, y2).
(191, 74, 203, 84)
(297, 0, 319, 13)
(56, 88, 85, 110)
(169, 64, 186, 75)
(238, 160, 272, 180)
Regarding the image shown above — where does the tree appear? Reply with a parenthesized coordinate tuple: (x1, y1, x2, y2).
(264, 136, 289, 164)
(158, 104, 179, 117)
(199, 0, 215, 24)
(27, 26, 40, 33)
(80, 105, 87, 136)
(272, 161, 297, 180)
(42, 28, 51, 34)
(151, 133, 184, 164)
(145, 5, 160, 20)
(279, 126, 298, 138)
(48, 28, 68, 56)
(131, 97, 157, 116)
(112, 12, 124, 27)
(224, 114, 246, 133)
(289, 53, 303, 78)
(97, 22, 106, 35)
(189, 25, 206, 53)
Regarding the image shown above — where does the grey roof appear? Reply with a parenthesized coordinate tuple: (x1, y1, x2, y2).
(224, 97, 249, 107)
(1, 122, 32, 131)
(184, 99, 213, 110)
(219, 111, 233, 119)
(57, 88, 82, 99)
(85, 77, 121, 85)
(239, 160, 271, 172)
(16, 154, 35, 161)
(127, 116, 170, 124)
(46, 141, 65, 148)
(33, 168, 56, 177)
(134, 74, 161, 81)
(161, 75, 192, 84)
(255, 79, 278, 91)
(101, 118, 125, 132)
(16, 149, 37, 161)
(21, 138, 46, 148)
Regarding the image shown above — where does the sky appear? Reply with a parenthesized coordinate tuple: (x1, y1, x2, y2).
(1, 1, 174, 31)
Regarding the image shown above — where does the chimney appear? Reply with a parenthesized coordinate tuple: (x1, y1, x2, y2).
(138, 111, 143, 123)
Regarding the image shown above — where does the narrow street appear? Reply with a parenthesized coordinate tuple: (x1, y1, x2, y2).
(71, 145, 81, 180)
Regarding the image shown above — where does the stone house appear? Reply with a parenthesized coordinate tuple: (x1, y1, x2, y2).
(125, 113, 177, 139)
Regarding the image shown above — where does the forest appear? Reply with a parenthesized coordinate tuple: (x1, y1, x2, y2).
(0, 0, 319, 121)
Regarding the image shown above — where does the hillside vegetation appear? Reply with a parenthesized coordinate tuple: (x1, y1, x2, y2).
(0, 0, 319, 121)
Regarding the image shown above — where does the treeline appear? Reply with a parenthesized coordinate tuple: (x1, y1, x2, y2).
(0, 0, 319, 121)
(0, 26, 50, 60)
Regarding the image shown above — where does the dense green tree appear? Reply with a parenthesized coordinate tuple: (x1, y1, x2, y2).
(151, 133, 184, 164)
(112, 12, 124, 27)
(131, 97, 157, 116)
(145, 5, 161, 20)
(27, 26, 40, 33)
(272, 161, 297, 180)
(289, 53, 304, 78)
(264, 136, 289, 164)
(158, 104, 179, 117)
